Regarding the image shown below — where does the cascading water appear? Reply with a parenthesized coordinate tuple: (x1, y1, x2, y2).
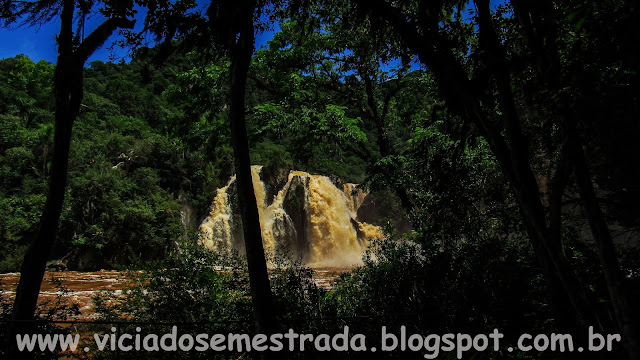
(199, 166, 384, 267)
(199, 175, 236, 252)
(305, 175, 363, 266)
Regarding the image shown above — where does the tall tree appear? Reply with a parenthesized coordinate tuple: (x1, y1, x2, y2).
(1, 0, 134, 328)
(1, 4, 201, 358)
(207, 0, 276, 343)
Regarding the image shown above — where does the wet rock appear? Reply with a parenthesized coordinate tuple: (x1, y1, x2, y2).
(282, 174, 309, 260)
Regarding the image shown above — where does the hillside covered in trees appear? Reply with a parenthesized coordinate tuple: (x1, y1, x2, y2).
(1, 0, 640, 359)
(1, 52, 219, 270)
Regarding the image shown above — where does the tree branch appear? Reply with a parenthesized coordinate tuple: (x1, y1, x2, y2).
(74, 17, 135, 63)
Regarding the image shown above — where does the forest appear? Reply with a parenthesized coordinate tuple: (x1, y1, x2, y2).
(1, 0, 640, 359)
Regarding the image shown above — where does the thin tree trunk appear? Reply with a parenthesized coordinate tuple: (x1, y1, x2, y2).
(9, 3, 78, 359)
(227, 1, 276, 345)
(9, 2, 133, 357)
(11, 64, 81, 321)
(11, 0, 78, 325)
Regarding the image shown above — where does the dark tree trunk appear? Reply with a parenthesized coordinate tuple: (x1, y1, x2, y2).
(227, 0, 276, 344)
(11, 0, 79, 326)
(8, 3, 79, 359)
(361, 71, 415, 213)
(9, 2, 133, 357)
(11, 61, 82, 321)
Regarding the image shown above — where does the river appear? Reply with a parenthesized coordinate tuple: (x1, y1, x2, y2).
(0, 268, 349, 319)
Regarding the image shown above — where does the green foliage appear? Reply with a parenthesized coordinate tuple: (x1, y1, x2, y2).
(0, 63, 54, 271)
(90, 245, 324, 359)
(0, 55, 54, 119)
(323, 237, 551, 359)
(93, 246, 252, 325)
(251, 141, 294, 177)
(0, 53, 223, 270)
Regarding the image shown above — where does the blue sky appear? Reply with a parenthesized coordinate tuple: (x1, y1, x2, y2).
(0, 11, 278, 64)
(1, 19, 61, 63)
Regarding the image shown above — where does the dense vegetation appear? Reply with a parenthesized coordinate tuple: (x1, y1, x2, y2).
(2, 0, 640, 358)
(0, 53, 223, 271)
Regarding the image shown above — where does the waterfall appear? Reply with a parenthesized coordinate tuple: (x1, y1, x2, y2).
(200, 166, 384, 267)
(199, 175, 236, 252)
(305, 176, 362, 266)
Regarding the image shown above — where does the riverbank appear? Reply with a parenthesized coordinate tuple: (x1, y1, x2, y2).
(0, 268, 349, 319)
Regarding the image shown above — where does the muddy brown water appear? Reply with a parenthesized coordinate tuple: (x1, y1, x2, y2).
(0, 268, 350, 320)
